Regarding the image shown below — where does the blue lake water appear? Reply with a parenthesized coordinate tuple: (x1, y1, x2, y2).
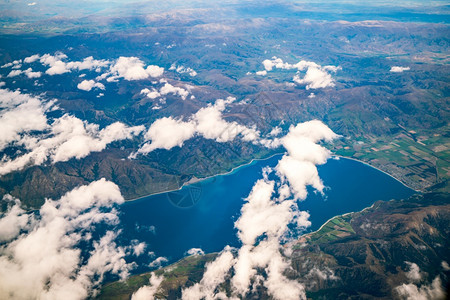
(117, 154, 415, 274)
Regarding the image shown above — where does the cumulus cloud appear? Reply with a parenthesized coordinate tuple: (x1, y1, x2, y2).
(405, 262, 422, 282)
(160, 82, 189, 100)
(131, 274, 163, 300)
(23, 68, 42, 78)
(0, 89, 50, 151)
(256, 70, 267, 76)
(148, 256, 168, 269)
(39, 53, 111, 75)
(140, 88, 161, 99)
(182, 247, 235, 300)
(182, 120, 338, 300)
(0, 90, 144, 175)
(186, 248, 205, 256)
(0, 179, 135, 299)
(131, 241, 147, 257)
(7, 70, 22, 77)
(77, 79, 105, 92)
(134, 97, 261, 156)
(169, 64, 197, 76)
(396, 276, 445, 300)
(6, 66, 38, 78)
(390, 66, 410, 73)
(23, 54, 40, 63)
(261, 57, 340, 89)
(106, 57, 164, 81)
(40, 52, 71, 75)
(135, 117, 197, 155)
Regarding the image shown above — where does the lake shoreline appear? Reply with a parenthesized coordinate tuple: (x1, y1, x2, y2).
(123, 153, 418, 204)
(123, 152, 285, 203)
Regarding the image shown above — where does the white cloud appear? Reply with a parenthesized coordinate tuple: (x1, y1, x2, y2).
(405, 262, 422, 282)
(131, 274, 163, 300)
(186, 248, 205, 256)
(107, 57, 163, 81)
(182, 247, 235, 300)
(182, 120, 338, 300)
(7, 70, 22, 77)
(256, 70, 267, 76)
(160, 82, 189, 100)
(0, 195, 29, 243)
(77, 79, 105, 92)
(390, 66, 410, 73)
(41, 52, 70, 75)
(169, 64, 197, 76)
(135, 117, 196, 155)
(24, 68, 42, 78)
(40, 53, 111, 76)
(1, 62, 13, 68)
(396, 276, 445, 300)
(134, 97, 262, 156)
(0, 90, 144, 175)
(66, 56, 110, 72)
(0, 89, 50, 151)
(24, 54, 40, 63)
(6, 68, 42, 79)
(27, 2, 36, 6)
(269, 126, 282, 136)
(0, 179, 134, 300)
(140, 88, 161, 99)
(131, 241, 147, 257)
(261, 57, 340, 89)
(293, 67, 335, 89)
(148, 256, 168, 269)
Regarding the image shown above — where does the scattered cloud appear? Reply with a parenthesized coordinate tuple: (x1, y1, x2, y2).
(131, 274, 163, 300)
(0, 179, 134, 299)
(105, 57, 163, 81)
(182, 120, 338, 300)
(131, 240, 147, 257)
(0, 89, 50, 152)
(169, 64, 197, 76)
(0, 89, 144, 175)
(23, 68, 42, 78)
(7, 70, 22, 77)
(23, 54, 40, 63)
(77, 79, 105, 92)
(390, 66, 410, 73)
(148, 256, 168, 269)
(396, 276, 445, 300)
(182, 246, 235, 300)
(260, 57, 340, 89)
(160, 82, 189, 100)
(133, 97, 262, 156)
(405, 262, 422, 282)
(186, 248, 205, 256)
(256, 70, 267, 76)
(140, 88, 161, 99)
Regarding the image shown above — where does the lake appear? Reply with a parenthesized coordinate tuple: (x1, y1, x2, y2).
(117, 154, 415, 274)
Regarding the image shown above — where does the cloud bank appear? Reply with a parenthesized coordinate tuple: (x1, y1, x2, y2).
(0, 179, 134, 300)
